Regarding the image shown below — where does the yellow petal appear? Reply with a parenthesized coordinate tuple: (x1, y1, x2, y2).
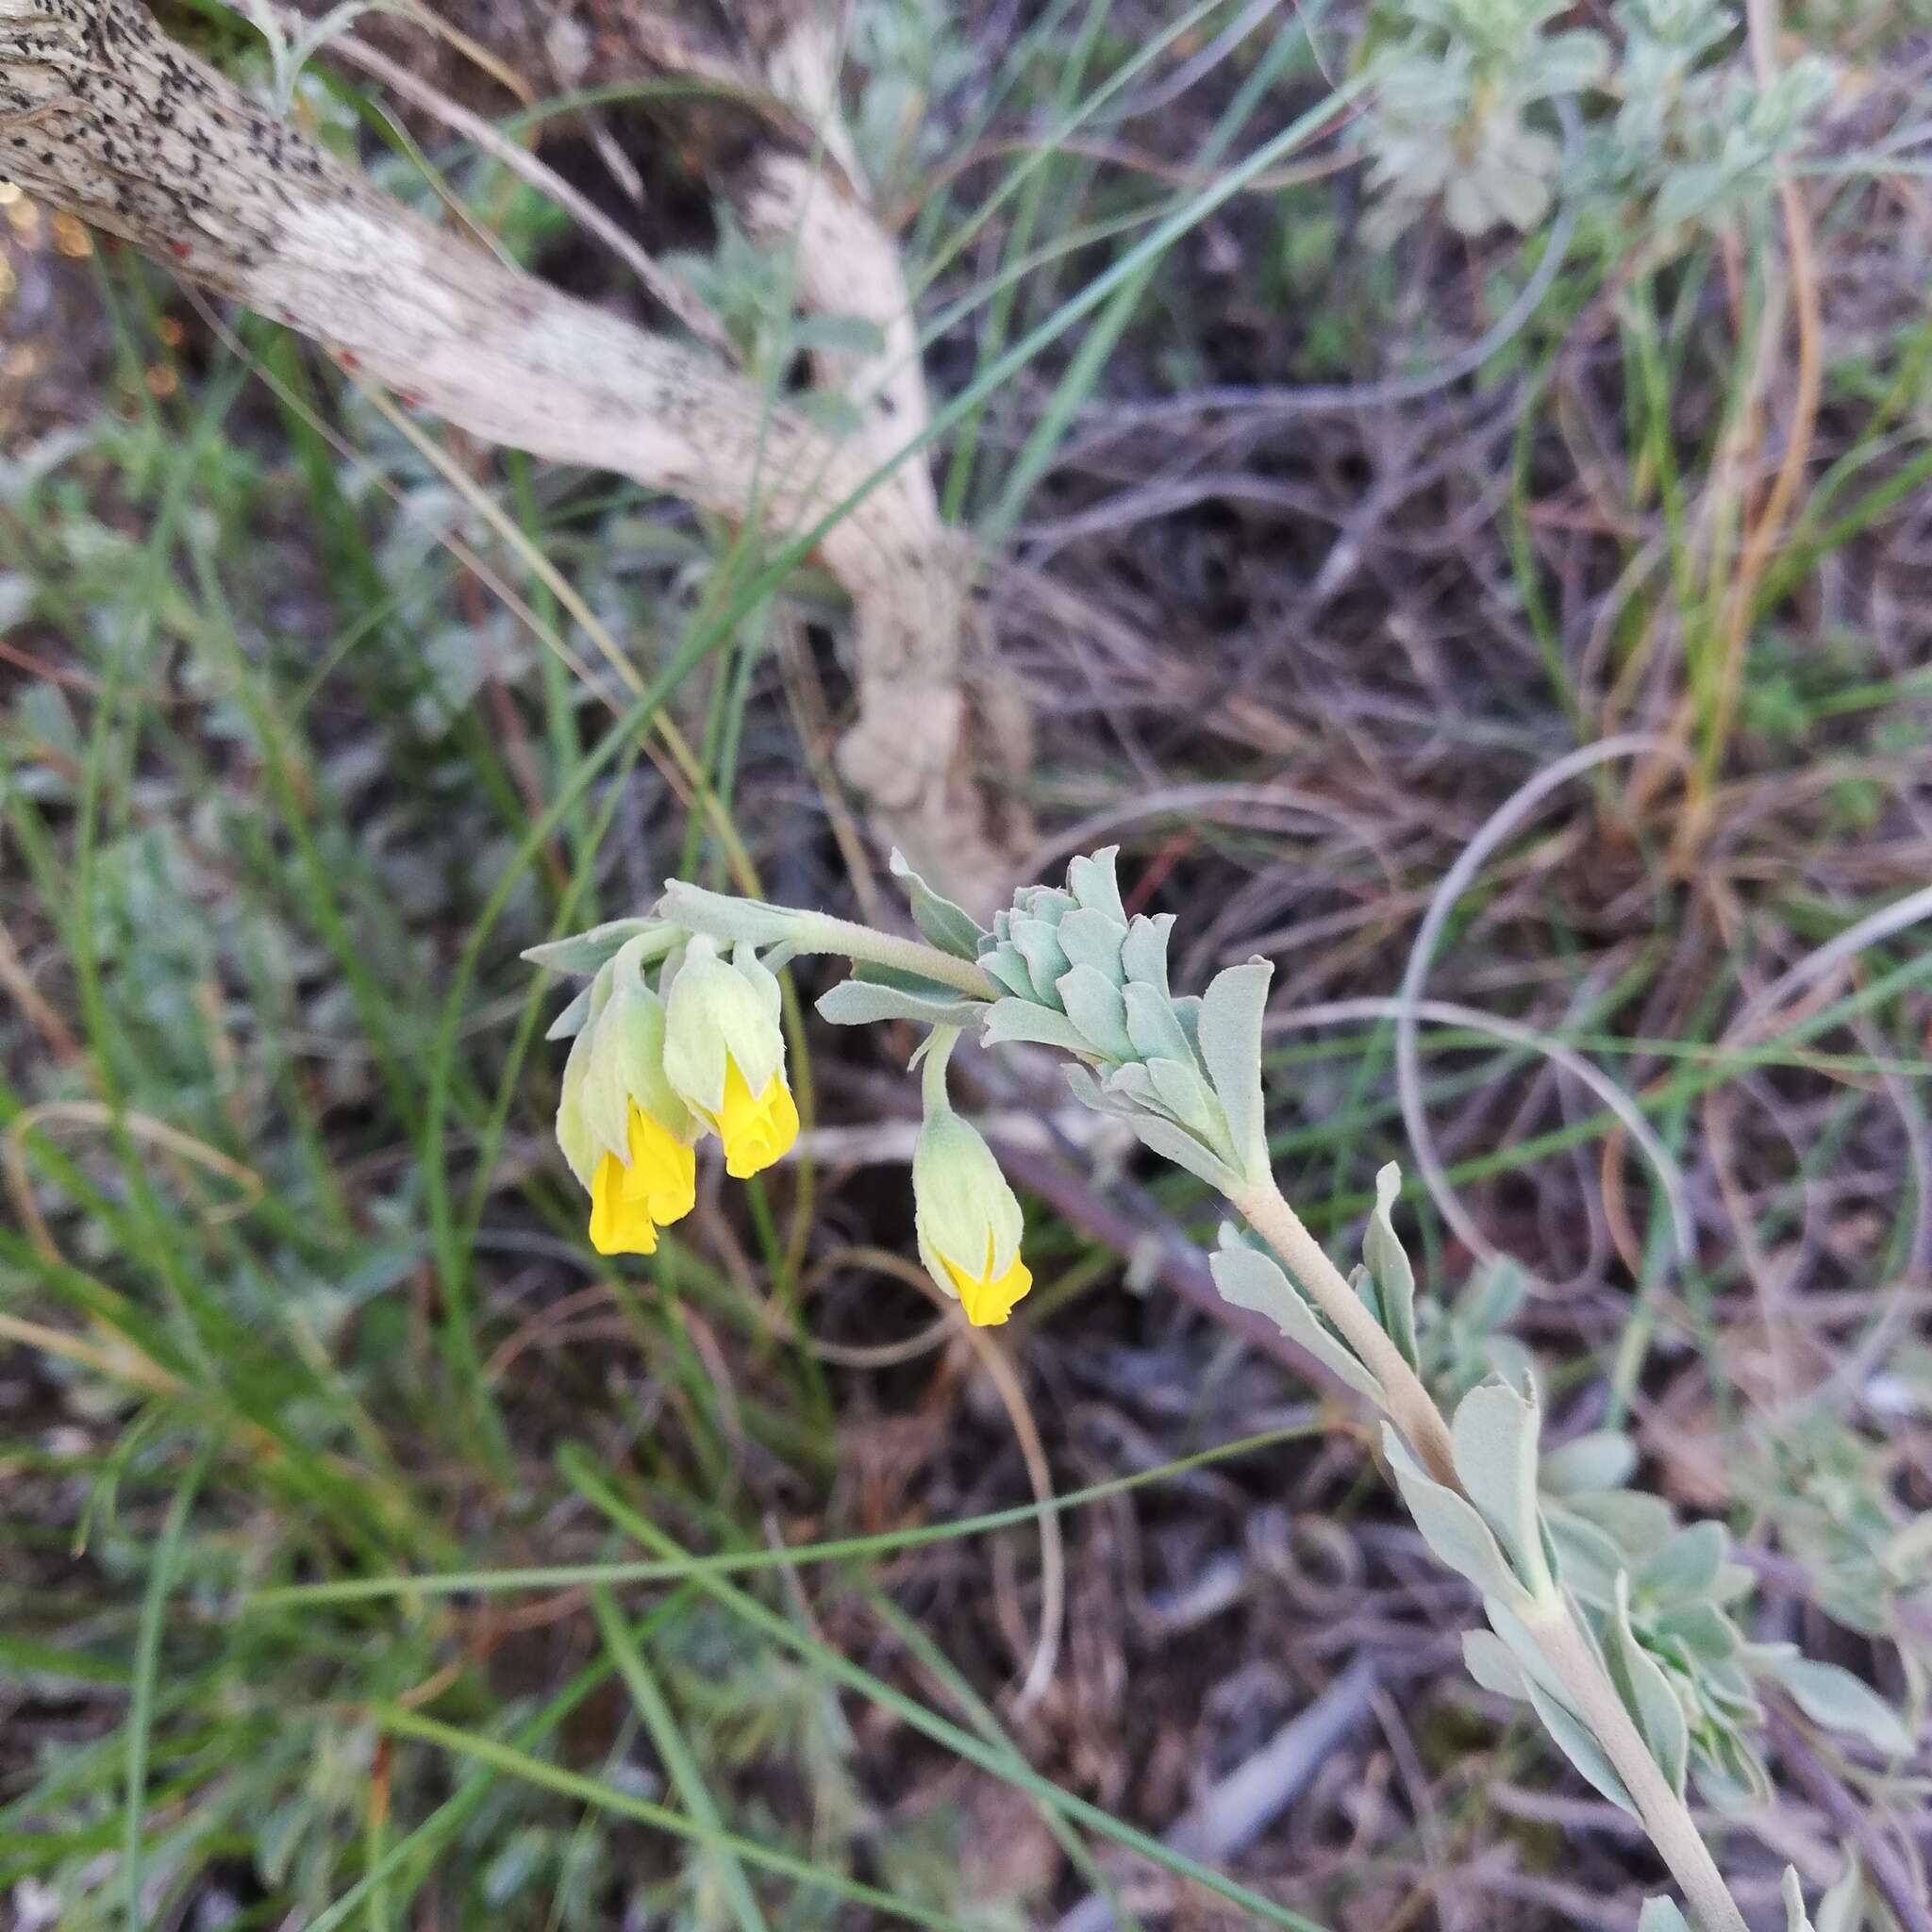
(618, 1104, 697, 1224)
(715, 1061, 799, 1179)
(588, 1103, 695, 1254)
(941, 1247, 1034, 1327)
(590, 1148, 659, 1255)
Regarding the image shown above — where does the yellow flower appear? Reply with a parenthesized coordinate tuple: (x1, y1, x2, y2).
(712, 1058, 800, 1178)
(935, 1233, 1034, 1328)
(662, 936, 798, 1180)
(589, 1102, 697, 1255)
(556, 939, 699, 1255)
(913, 1106, 1031, 1327)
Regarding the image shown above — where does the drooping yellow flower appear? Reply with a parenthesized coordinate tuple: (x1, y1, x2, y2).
(913, 1106, 1032, 1327)
(935, 1231, 1034, 1327)
(556, 938, 699, 1257)
(589, 1102, 698, 1255)
(713, 1058, 801, 1178)
(662, 936, 799, 1180)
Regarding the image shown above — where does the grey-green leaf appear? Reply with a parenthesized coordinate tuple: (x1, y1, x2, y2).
(1464, 1629, 1529, 1700)
(1010, 917, 1071, 1003)
(1058, 907, 1128, 981)
(1119, 913, 1174, 997)
(1064, 1062, 1139, 1121)
(1384, 1425, 1520, 1602)
(1637, 1521, 1727, 1606)
(982, 998, 1095, 1057)
(1198, 958, 1273, 1179)
(1522, 1674, 1639, 1816)
(1124, 980, 1193, 1065)
(1564, 1488, 1676, 1565)
(1211, 1238, 1384, 1401)
(1770, 1657, 1913, 1757)
(1124, 1111, 1243, 1189)
(890, 849, 987, 961)
(658, 881, 803, 947)
(1607, 1574, 1689, 1794)
(1058, 964, 1135, 1062)
(1540, 1431, 1638, 1498)
(1361, 1163, 1420, 1370)
(1146, 1056, 1224, 1142)
(985, 941, 1046, 1004)
(523, 917, 668, 976)
(1066, 846, 1127, 925)
(816, 980, 985, 1028)
(544, 982, 595, 1041)
(1639, 1899, 1691, 1932)
(1452, 1379, 1550, 1597)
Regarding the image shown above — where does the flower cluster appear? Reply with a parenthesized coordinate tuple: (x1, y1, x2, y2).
(537, 923, 799, 1257)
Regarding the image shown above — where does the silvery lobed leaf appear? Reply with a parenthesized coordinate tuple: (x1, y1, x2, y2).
(1064, 1061, 1140, 1120)
(1544, 1506, 1626, 1610)
(1362, 1164, 1420, 1370)
(889, 849, 987, 961)
(1066, 846, 1128, 925)
(1384, 1424, 1521, 1603)
(657, 880, 803, 946)
(1010, 918, 1071, 1004)
(1520, 1672, 1639, 1816)
(1464, 1629, 1529, 1700)
(982, 998, 1094, 1056)
(523, 917, 668, 975)
(1058, 908, 1128, 982)
(1540, 1430, 1638, 1498)
(1211, 1234, 1384, 1402)
(1637, 1520, 1728, 1605)
(1638, 1900, 1691, 1932)
(1768, 1657, 1913, 1757)
(1058, 964, 1136, 1062)
(1119, 913, 1174, 996)
(1452, 1379, 1551, 1597)
(1198, 958, 1273, 1179)
(1012, 884, 1076, 929)
(985, 941, 1046, 1004)
(1146, 1057, 1226, 1145)
(1607, 1574, 1690, 1794)
(1658, 1601, 1743, 1665)
(816, 980, 985, 1029)
(1564, 1488, 1677, 1564)
(1123, 1110, 1243, 1190)
(1124, 981, 1193, 1065)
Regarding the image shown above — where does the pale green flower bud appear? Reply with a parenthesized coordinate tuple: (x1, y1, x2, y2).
(661, 936, 797, 1178)
(555, 940, 695, 1190)
(913, 1107, 1032, 1327)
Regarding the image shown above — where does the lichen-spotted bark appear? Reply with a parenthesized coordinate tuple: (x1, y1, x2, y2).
(0, 0, 1026, 911)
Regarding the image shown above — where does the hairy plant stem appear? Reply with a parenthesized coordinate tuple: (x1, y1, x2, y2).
(1229, 1176, 1457, 1482)
(1231, 1174, 1748, 1932)
(793, 913, 997, 1001)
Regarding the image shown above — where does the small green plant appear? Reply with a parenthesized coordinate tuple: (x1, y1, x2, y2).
(535, 847, 1909, 1931)
(1353, 0, 1836, 244)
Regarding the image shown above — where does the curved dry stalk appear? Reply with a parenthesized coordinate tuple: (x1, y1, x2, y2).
(0, 0, 1024, 909)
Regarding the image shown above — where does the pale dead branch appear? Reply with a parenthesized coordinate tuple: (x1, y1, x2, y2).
(0, 0, 1028, 909)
